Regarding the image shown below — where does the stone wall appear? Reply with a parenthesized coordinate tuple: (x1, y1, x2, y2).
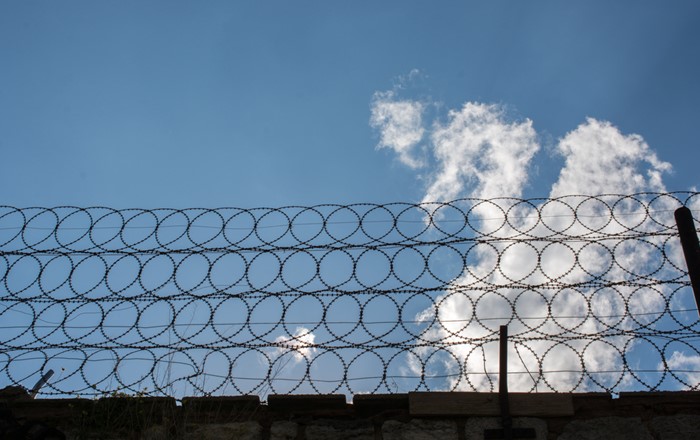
(2, 391, 700, 439)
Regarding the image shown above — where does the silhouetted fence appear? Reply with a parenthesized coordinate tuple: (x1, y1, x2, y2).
(1, 192, 699, 398)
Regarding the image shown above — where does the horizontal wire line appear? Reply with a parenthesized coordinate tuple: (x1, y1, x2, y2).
(2, 193, 699, 397)
(2, 207, 698, 232)
(1, 308, 697, 330)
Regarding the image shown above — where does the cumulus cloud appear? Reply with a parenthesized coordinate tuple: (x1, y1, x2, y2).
(273, 327, 317, 363)
(551, 118, 671, 197)
(664, 351, 700, 388)
(370, 91, 426, 169)
(424, 102, 539, 203)
(369, 82, 693, 392)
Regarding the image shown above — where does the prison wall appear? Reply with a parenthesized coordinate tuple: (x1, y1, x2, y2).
(3, 390, 700, 439)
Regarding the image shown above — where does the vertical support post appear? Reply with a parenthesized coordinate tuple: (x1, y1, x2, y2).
(499, 325, 512, 440)
(675, 207, 700, 312)
(484, 326, 535, 439)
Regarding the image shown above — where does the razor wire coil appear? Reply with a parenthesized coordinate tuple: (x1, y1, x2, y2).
(1, 192, 700, 398)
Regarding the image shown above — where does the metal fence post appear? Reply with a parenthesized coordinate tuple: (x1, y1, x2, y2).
(674, 207, 700, 312)
(484, 325, 535, 440)
(497, 325, 512, 440)
(29, 369, 54, 398)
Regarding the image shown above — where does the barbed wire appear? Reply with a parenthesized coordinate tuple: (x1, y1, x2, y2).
(1, 192, 699, 398)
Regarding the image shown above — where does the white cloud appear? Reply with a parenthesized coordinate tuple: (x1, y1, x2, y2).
(551, 118, 671, 197)
(370, 84, 687, 392)
(424, 102, 539, 203)
(395, 68, 423, 87)
(664, 351, 700, 388)
(273, 327, 317, 363)
(370, 91, 426, 169)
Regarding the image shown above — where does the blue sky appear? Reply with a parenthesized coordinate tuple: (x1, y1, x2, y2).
(2, 1, 700, 398)
(2, 1, 699, 208)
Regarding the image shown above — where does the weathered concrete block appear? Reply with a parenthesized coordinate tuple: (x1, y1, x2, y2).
(181, 395, 260, 422)
(571, 393, 614, 417)
(383, 419, 457, 440)
(270, 421, 298, 440)
(649, 414, 700, 440)
(410, 392, 573, 417)
(558, 417, 653, 440)
(268, 394, 347, 412)
(141, 424, 170, 440)
(184, 421, 262, 440)
(305, 419, 375, 440)
(353, 393, 409, 415)
(464, 417, 547, 440)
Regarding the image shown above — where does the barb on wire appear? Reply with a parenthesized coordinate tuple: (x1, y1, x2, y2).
(1, 192, 699, 398)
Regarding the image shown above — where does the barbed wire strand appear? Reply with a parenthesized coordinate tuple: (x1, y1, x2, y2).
(1, 192, 700, 397)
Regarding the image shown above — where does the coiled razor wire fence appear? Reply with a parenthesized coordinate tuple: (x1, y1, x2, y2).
(1, 192, 700, 398)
